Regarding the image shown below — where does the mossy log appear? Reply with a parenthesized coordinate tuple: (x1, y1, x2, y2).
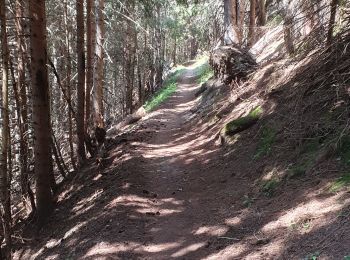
(221, 107, 263, 137)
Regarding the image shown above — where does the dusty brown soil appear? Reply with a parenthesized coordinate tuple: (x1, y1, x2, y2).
(14, 65, 350, 259)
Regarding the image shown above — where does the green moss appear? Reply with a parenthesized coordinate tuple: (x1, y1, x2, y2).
(223, 106, 263, 136)
(329, 174, 350, 193)
(254, 127, 276, 159)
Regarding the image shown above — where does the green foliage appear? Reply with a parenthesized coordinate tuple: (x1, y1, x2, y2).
(344, 256, 350, 260)
(242, 195, 255, 208)
(261, 178, 279, 197)
(329, 174, 350, 193)
(254, 127, 276, 159)
(304, 251, 321, 260)
(196, 62, 214, 84)
(144, 66, 185, 112)
(223, 106, 263, 136)
(267, 13, 283, 26)
(337, 135, 350, 166)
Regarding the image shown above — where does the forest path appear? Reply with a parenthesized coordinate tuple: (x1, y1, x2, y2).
(16, 63, 251, 260)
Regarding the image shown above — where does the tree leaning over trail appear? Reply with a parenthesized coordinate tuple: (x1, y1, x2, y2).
(76, 0, 86, 166)
(0, 0, 12, 256)
(29, 0, 54, 224)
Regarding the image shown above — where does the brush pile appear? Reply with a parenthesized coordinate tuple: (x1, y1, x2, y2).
(210, 45, 257, 84)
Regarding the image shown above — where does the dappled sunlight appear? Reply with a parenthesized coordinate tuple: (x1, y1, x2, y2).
(262, 194, 348, 233)
(194, 225, 229, 236)
(171, 242, 206, 257)
(107, 195, 185, 217)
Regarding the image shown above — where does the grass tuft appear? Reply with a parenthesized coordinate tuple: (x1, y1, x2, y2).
(329, 173, 350, 193)
(254, 127, 276, 159)
(144, 66, 185, 112)
(261, 178, 279, 197)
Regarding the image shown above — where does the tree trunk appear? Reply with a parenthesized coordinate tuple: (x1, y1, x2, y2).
(0, 0, 12, 255)
(94, 0, 105, 127)
(125, 1, 135, 114)
(248, 0, 256, 47)
(64, 0, 76, 171)
(76, 0, 86, 166)
(257, 0, 266, 26)
(15, 0, 33, 214)
(327, 0, 339, 47)
(29, 0, 54, 225)
(283, 2, 295, 55)
(86, 0, 96, 131)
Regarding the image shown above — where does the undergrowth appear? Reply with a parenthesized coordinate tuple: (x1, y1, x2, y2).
(329, 174, 350, 193)
(144, 66, 185, 112)
(254, 127, 276, 159)
(261, 178, 279, 197)
(196, 62, 214, 84)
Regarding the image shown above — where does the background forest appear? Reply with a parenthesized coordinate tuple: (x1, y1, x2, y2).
(0, 0, 349, 258)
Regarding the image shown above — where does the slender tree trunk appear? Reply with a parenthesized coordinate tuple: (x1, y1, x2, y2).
(257, 0, 266, 26)
(125, 1, 135, 114)
(283, 2, 295, 55)
(0, 0, 12, 255)
(86, 0, 95, 130)
(15, 0, 33, 214)
(64, 0, 76, 171)
(248, 0, 256, 47)
(76, 0, 86, 166)
(327, 0, 339, 46)
(29, 0, 54, 225)
(94, 0, 105, 127)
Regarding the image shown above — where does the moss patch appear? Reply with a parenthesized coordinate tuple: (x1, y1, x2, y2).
(222, 106, 263, 136)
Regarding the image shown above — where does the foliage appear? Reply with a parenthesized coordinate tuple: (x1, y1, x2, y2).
(242, 195, 255, 208)
(254, 127, 276, 159)
(329, 174, 350, 193)
(337, 135, 350, 166)
(197, 64, 214, 84)
(144, 67, 185, 112)
(261, 178, 279, 197)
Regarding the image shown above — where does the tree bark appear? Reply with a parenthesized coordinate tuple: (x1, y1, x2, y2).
(63, 0, 76, 171)
(86, 0, 96, 130)
(0, 0, 12, 255)
(15, 0, 33, 214)
(29, 0, 54, 225)
(283, 2, 295, 55)
(327, 0, 339, 47)
(248, 0, 256, 47)
(94, 0, 105, 127)
(76, 0, 86, 166)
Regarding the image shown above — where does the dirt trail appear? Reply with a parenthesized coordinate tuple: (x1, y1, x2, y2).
(15, 64, 350, 260)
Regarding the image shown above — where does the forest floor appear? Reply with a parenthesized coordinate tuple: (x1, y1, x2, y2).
(15, 63, 350, 259)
